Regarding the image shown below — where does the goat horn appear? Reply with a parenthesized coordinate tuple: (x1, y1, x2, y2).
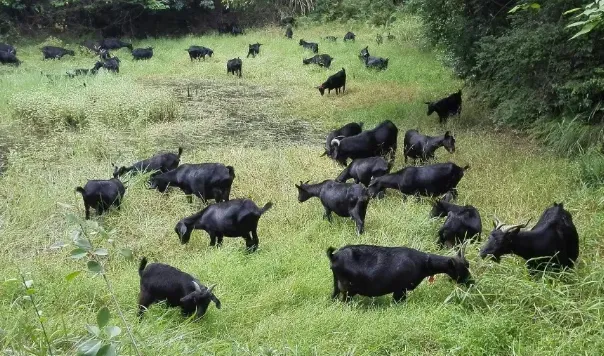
(192, 281, 201, 292)
(331, 138, 341, 146)
(493, 215, 503, 230)
(207, 284, 216, 293)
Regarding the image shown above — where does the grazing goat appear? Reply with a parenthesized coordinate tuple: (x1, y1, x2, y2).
(0, 51, 20, 66)
(247, 43, 262, 58)
(436, 202, 482, 248)
(329, 120, 398, 166)
(187, 46, 213, 61)
(100, 38, 133, 51)
(113, 147, 182, 179)
(227, 58, 243, 77)
(132, 47, 153, 60)
(321, 122, 363, 158)
(138, 258, 221, 318)
(0, 43, 16, 55)
(299, 39, 319, 53)
(316, 68, 346, 96)
(335, 157, 391, 186)
(302, 54, 333, 68)
(175, 199, 273, 251)
(42, 46, 75, 60)
(480, 203, 579, 271)
(368, 162, 469, 199)
(285, 26, 293, 39)
(404, 130, 456, 163)
(75, 178, 125, 219)
(426, 90, 462, 124)
(327, 245, 472, 302)
(80, 40, 100, 53)
(324, 36, 337, 42)
(359, 46, 369, 61)
(149, 163, 235, 203)
(343, 32, 356, 41)
(365, 56, 389, 70)
(295, 180, 369, 235)
(94, 57, 120, 73)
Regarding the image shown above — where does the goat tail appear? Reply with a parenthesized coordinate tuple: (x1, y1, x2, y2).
(227, 166, 235, 179)
(326, 247, 337, 260)
(177, 147, 184, 157)
(138, 257, 148, 277)
(260, 202, 273, 214)
(75, 187, 86, 195)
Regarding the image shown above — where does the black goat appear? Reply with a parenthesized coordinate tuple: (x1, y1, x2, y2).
(480, 203, 579, 271)
(426, 90, 462, 124)
(138, 258, 221, 318)
(42, 46, 75, 60)
(365, 56, 389, 70)
(368, 162, 469, 199)
(327, 245, 472, 302)
(227, 58, 243, 77)
(187, 46, 213, 61)
(132, 47, 153, 60)
(343, 32, 356, 41)
(404, 130, 456, 163)
(0, 51, 20, 66)
(175, 199, 273, 251)
(295, 180, 369, 235)
(94, 57, 120, 73)
(100, 38, 133, 51)
(436, 202, 482, 248)
(285, 26, 293, 39)
(80, 40, 100, 53)
(113, 147, 182, 179)
(302, 54, 333, 68)
(335, 157, 391, 186)
(299, 40, 319, 53)
(329, 120, 398, 166)
(75, 178, 125, 219)
(324, 36, 338, 42)
(149, 163, 235, 203)
(359, 46, 369, 61)
(321, 122, 363, 158)
(247, 43, 262, 58)
(316, 68, 346, 96)
(0, 43, 16, 55)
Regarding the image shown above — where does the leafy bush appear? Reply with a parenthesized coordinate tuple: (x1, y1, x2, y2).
(414, 0, 604, 154)
(310, 0, 397, 26)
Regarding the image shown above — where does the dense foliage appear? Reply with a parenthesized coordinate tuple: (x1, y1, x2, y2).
(412, 0, 604, 154)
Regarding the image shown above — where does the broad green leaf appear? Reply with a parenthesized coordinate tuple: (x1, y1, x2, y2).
(49, 241, 68, 249)
(96, 307, 110, 328)
(104, 325, 121, 339)
(66, 213, 81, 225)
(93, 248, 109, 256)
(77, 339, 102, 356)
(87, 261, 103, 274)
(74, 238, 92, 251)
(71, 248, 88, 260)
(96, 343, 117, 356)
(24, 280, 33, 288)
(86, 325, 100, 337)
(25, 288, 37, 295)
(508, 5, 521, 13)
(65, 271, 82, 282)
(529, 3, 540, 10)
(119, 248, 133, 260)
(71, 229, 82, 241)
(570, 22, 597, 39)
(567, 20, 589, 28)
(563, 8, 582, 15)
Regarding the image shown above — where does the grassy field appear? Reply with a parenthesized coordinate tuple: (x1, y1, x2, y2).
(1, 17, 604, 355)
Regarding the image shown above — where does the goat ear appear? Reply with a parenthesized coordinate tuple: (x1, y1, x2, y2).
(445, 131, 451, 137)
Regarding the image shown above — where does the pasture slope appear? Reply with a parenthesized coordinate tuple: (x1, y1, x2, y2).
(1, 17, 604, 355)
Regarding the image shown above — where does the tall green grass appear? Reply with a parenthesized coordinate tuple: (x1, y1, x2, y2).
(1, 18, 603, 355)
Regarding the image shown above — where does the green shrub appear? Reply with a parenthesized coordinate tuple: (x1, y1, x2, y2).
(578, 148, 604, 187)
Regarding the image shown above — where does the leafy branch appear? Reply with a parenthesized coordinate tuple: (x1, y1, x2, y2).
(565, 0, 604, 39)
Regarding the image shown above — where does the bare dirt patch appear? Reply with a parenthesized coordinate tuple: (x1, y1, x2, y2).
(144, 79, 323, 149)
